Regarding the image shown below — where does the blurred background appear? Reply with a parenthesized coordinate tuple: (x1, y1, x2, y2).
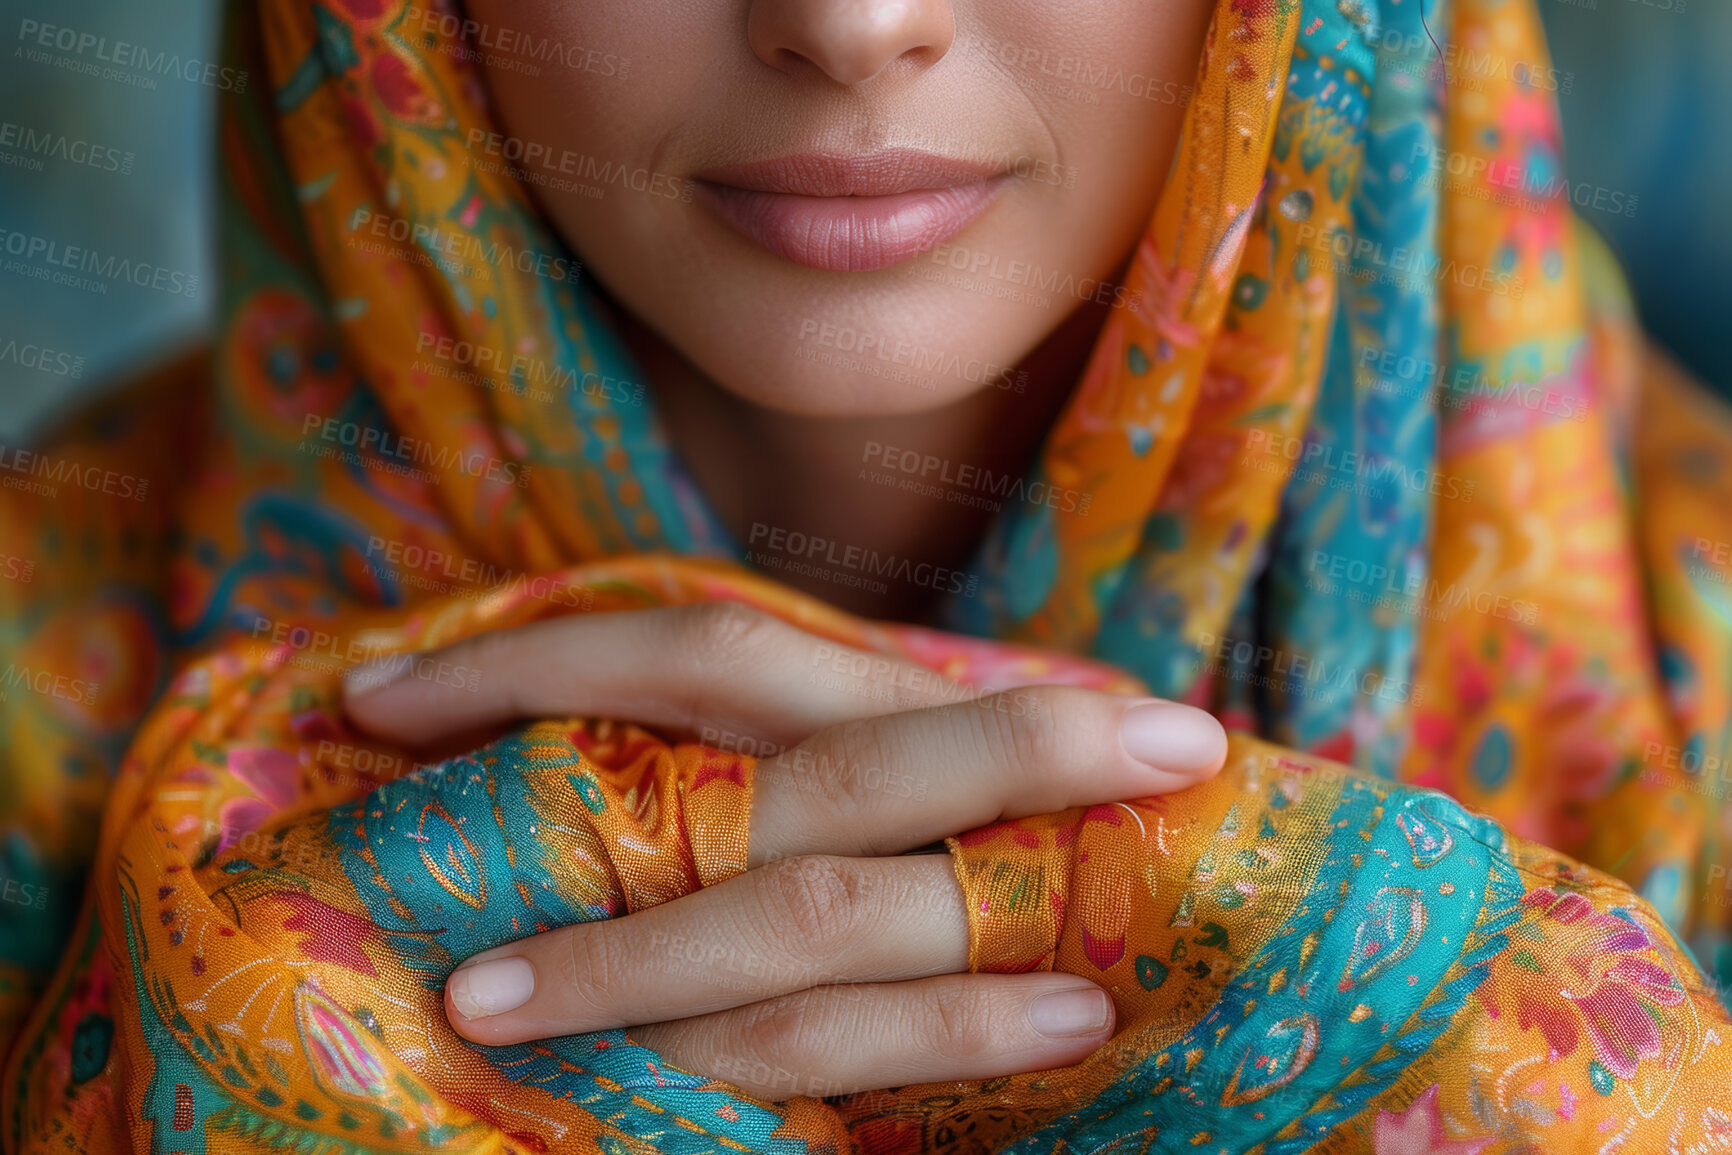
(0, 0, 1726, 441)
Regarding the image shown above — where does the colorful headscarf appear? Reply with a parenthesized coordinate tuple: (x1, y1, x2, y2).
(3, 0, 1732, 1149)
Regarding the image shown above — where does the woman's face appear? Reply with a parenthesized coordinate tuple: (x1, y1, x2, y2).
(468, 0, 1215, 418)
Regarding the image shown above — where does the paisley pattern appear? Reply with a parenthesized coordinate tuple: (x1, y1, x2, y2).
(1, 0, 1731, 1150)
(8, 561, 1730, 1153)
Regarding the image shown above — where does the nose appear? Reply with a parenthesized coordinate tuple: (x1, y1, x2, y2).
(747, 0, 955, 86)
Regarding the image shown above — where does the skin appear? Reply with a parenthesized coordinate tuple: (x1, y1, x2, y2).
(350, 0, 1220, 1100)
(349, 606, 1227, 1098)
(468, 0, 1216, 617)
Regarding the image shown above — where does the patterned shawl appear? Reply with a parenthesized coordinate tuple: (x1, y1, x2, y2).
(2, 0, 1731, 1149)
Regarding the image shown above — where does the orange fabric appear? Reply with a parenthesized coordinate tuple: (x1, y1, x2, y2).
(3, 0, 1732, 1149)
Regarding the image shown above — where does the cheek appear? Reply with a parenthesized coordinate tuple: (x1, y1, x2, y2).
(971, 0, 1206, 194)
(465, 0, 1212, 418)
(465, 2, 731, 293)
(463, 1, 707, 183)
(927, 0, 1205, 318)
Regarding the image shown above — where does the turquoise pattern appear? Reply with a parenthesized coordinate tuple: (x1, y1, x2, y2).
(331, 732, 807, 1155)
(1002, 781, 1517, 1153)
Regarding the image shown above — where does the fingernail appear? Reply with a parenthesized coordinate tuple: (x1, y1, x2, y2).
(1119, 700, 1227, 778)
(344, 655, 412, 701)
(448, 957, 535, 1020)
(1028, 988, 1112, 1037)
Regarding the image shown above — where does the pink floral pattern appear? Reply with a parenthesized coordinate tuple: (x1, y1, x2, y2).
(1511, 887, 1686, 1079)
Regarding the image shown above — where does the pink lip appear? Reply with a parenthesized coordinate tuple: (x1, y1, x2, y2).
(696, 150, 1007, 272)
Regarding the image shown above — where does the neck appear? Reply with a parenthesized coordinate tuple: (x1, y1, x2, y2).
(620, 299, 1108, 620)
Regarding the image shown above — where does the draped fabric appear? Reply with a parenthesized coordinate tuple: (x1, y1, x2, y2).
(2, 0, 1731, 1150)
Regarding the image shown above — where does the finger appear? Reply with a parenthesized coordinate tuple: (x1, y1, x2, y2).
(749, 683, 1227, 864)
(443, 854, 966, 1044)
(631, 973, 1118, 1101)
(344, 602, 971, 749)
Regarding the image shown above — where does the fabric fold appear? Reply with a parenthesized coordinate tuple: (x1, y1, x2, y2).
(4, 0, 1732, 1149)
(14, 560, 1727, 1152)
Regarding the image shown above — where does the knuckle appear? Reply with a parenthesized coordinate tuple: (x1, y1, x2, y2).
(921, 982, 997, 1064)
(462, 627, 537, 713)
(711, 995, 844, 1098)
(755, 855, 866, 964)
(792, 719, 900, 826)
(733, 994, 821, 1070)
(557, 926, 627, 1018)
(463, 626, 518, 679)
(675, 602, 786, 671)
(660, 602, 795, 733)
(979, 685, 1078, 776)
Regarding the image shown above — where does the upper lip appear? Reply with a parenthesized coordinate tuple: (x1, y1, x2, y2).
(695, 149, 1005, 197)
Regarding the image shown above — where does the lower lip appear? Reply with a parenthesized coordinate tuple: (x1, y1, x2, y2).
(697, 180, 1006, 272)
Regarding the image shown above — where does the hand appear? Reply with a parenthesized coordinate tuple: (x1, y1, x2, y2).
(345, 602, 1226, 1100)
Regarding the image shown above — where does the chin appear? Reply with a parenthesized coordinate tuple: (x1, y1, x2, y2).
(570, 169, 1080, 420)
(639, 267, 1049, 420)
(709, 345, 994, 418)
(695, 296, 1041, 417)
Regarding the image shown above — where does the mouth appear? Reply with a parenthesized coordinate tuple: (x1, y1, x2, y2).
(694, 149, 1008, 273)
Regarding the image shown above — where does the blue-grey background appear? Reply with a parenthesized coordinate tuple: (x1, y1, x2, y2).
(0, 0, 1726, 442)
(1, 2, 218, 439)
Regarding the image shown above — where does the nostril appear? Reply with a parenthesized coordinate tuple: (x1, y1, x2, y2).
(747, 0, 955, 87)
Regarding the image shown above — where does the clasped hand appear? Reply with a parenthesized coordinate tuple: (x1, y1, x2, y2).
(345, 604, 1225, 1099)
